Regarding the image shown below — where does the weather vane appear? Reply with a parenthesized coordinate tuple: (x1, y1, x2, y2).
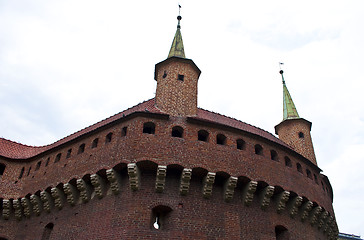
(279, 62, 285, 83)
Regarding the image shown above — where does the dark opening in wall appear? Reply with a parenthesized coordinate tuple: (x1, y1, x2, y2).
(92, 138, 99, 148)
(171, 126, 183, 138)
(151, 205, 172, 230)
(198, 130, 209, 142)
(216, 134, 227, 145)
(45, 157, 50, 167)
(41, 223, 54, 240)
(27, 167, 31, 176)
(18, 167, 25, 179)
(254, 144, 263, 155)
(236, 139, 245, 150)
(177, 74, 184, 81)
(275, 225, 289, 240)
(306, 169, 312, 179)
(66, 149, 72, 159)
(298, 132, 304, 138)
(105, 133, 113, 143)
(121, 127, 127, 137)
(0, 163, 5, 177)
(143, 122, 155, 134)
(0, 237, 8, 240)
(78, 144, 85, 154)
(35, 161, 42, 171)
(54, 153, 61, 163)
(284, 157, 292, 167)
(296, 163, 303, 173)
(270, 150, 278, 161)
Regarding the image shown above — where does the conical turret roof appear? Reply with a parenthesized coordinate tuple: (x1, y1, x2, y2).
(168, 15, 185, 58)
(280, 70, 299, 120)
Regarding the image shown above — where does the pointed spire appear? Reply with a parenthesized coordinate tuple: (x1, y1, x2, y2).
(280, 70, 300, 120)
(168, 9, 185, 58)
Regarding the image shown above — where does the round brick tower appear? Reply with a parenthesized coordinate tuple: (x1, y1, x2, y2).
(0, 14, 337, 240)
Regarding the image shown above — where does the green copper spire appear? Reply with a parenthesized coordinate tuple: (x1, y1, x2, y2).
(168, 14, 185, 58)
(280, 70, 300, 120)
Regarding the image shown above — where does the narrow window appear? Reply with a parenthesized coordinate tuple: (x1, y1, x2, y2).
(0, 163, 5, 176)
(27, 167, 32, 176)
(41, 223, 54, 240)
(35, 161, 42, 171)
(105, 132, 113, 143)
(18, 167, 25, 179)
(198, 130, 209, 142)
(121, 127, 127, 137)
(284, 157, 292, 167)
(54, 153, 61, 163)
(216, 134, 227, 145)
(270, 150, 278, 161)
(314, 174, 318, 184)
(45, 157, 50, 167)
(306, 169, 312, 179)
(236, 139, 245, 150)
(296, 163, 303, 173)
(78, 144, 85, 154)
(298, 132, 304, 138)
(66, 149, 72, 159)
(171, 126, 183, 138)
(143, 122, 155, 134)
(92, 138, 99, 148)
(162, 71, 167, 78)
(275, 225, 289, 240)
(254, 144, 263, 155)
(151, 205, 172, 230)
(177, 74, 184, 81)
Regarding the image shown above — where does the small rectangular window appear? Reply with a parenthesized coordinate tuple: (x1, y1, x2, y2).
(177, 74, 184, 81)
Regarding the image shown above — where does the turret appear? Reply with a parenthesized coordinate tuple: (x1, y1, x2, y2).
(275, 70, 317, 165)
(154, 12, 201, 116)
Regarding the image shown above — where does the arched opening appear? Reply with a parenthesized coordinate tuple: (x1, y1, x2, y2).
(270, 150, 278, 161)
(105, 132, 113, 143)
(236, 139, 245, 150)
(171, 126, 183, 138)
(298, 132, 304, 138)
(255, 144, 263, 155)
(18, 167, 25, 179)
(66, 149, 72, 159)
(54, 153, 61, 163)
(306, 169, 312, 179)
(275, 225, 289, 240)
(216, 134, 226, 145)
(198, 130, 209, 142)
(284, 157, 292, 167)
(35, 161, 42, 171)
(121, 126, 127, 137)
(0, 164, 6, 177)
(41, 223, 54, 240)
(78, 144, 85, 154)
(91, 138, 99, 148)
(314, 174, 318, 184)
(45, 157, 50, 167)
(151, 205, 172, 230)
(143, 122, 155, 134)
(296, 163, 303, 173)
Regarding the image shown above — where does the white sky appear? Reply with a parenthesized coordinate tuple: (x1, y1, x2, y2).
(0, 0, 363, 236)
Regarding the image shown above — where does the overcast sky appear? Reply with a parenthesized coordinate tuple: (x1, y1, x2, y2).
(1, 0, 363, 236)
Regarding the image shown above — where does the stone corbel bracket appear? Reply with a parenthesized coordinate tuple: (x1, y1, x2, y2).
(300, 200, 313, 222)
(2, 199, 12, 220)
(276, 191, 290, 214)
(77, 179, 92, 203)
(202, 172, 215, 199)
(242, 181, 257, 206)
(21, 197, 32, 218)
(30, 194, 43, 216)
(127, 163, 140, 191)
(106, 168, 122, 195)
(224, 176, 237, 202)
(13, 199, 22, 221)
(179, 168, 192, 196)
(64, 183, 79, 206)
(155, 165, 167, 193)
(40, 190, 53, 213)
(91, 173, 107, 199)
(309, 206, 322, 226)
(317, 210, 329, 229)
(51, 187, 66, 210)
(287, 195, 303, 218)
(260, 185, 275, 210)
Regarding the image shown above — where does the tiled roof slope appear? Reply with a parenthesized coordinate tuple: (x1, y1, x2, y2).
(0, 98, 289, 160)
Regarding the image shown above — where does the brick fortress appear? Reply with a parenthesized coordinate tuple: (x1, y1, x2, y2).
(0, 14, 338, 240)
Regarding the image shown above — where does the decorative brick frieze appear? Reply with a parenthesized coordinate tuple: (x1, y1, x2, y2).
(106, 168, 122, 195)
(260, 185, 274, 210)
(127, 163, 140, 191)
(77, 179, 92, 203)
(64, 183, 79, 206)
(179, 168, 192, 195)
(202, 172, 215, 199)
(91, 173, 107, 199)
(276, 191, 290, 213)
(223, 176, 237, 202)
(242, 181, 258, 206)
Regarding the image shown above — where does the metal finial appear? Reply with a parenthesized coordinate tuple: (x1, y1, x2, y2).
(279, 63, 285, 84)
(177, 4, 182, 28)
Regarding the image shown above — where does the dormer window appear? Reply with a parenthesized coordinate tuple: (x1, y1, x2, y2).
(177, 74, 184, 81)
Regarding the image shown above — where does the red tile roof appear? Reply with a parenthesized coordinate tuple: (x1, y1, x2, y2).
(0, 98, 289, 160)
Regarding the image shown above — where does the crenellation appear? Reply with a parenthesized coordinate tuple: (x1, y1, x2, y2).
(76, 179, 92, 203)
(223, 176, 237, 202)
(259, 185, 274, 210)
(91, 173, 107, 199)
(106, 168, 122, 195)
(242, 181, 257, 206)
(276, 191, 290, 213)
(127, 163, 140, 191)
(179, 168, 192, 195)
(202, 172, 215, 199)
(155, 165, 167, 193)
(64, 183, 79, 206)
